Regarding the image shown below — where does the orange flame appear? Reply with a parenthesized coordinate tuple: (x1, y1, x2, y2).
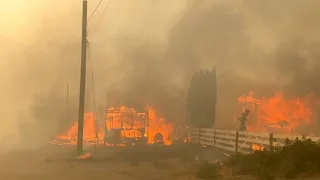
(52, 106, 174, 146)
(105, 106, 146, 139)
(147, 106, 173, 145)
(238, 91, 317, 134)
(54, 112, 103, 145)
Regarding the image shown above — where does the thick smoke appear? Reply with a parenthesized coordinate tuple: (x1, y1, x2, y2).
(108, 0, 320, 129)
(1, 0, 320, 146)
(165, 0, 320, 128)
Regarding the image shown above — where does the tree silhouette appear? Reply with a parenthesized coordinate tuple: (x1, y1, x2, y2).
(187, 66, 217, 128)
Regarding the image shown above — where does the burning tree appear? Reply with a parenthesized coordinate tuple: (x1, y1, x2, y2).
(187, 67, 217, 128)
(238, 109, 250, 131)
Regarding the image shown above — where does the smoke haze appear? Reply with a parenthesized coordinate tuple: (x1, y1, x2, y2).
(1, 0, 320, 147)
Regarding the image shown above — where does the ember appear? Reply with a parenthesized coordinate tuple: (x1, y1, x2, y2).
(251, 144, 264, 151)
(77, 152, 92, 160)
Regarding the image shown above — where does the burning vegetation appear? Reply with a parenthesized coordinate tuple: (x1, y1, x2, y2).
(237, 91, 319, 135)
(52, 106, 174, 146)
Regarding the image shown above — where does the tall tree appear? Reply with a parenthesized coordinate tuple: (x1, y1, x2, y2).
(187, 66, 217, 128)
(187, 72, 199, 127)
(210, 67, 217, 125)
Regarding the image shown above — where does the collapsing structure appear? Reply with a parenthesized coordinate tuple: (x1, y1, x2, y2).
(104, 107, 149, 144)
(52, 106, 173, 146)
(104, 106, 170, 145)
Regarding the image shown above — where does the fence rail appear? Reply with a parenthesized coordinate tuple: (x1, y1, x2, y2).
(190, 128, 320, 154)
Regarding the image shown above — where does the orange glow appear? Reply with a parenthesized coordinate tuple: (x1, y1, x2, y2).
(52, 106, 174, 146)
(77, 152, 92, 160)
(53, 112, 103, 145)
(251, 144, 264, 151)
(238, 91, 317, 134)
(147, 106, 173, 145)
(105, 106, 147, 139)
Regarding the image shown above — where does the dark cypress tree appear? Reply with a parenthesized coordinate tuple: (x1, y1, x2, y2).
(202, 67, 217, 128)
(211, 66, 217, 126)
(198, 70, 206, 127)
(187, 66, 217, 128)
(187, 72, 198, 127)
(202, 69, 210, 127)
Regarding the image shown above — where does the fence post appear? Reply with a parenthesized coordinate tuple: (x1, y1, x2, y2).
(198, 128, 201, 144)
(269, 133, 273, 151)
(235, 131, 239, 153)
(213, 128, 216, 147)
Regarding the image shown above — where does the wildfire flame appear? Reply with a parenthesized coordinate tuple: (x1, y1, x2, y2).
(52, 106, 174, 146)
(147, 106, 173, 145)
(52, 112, 103, 145)
(238, 91, 318, 134)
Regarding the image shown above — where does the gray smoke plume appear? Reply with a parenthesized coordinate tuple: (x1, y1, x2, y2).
(2, 0, 320, 147)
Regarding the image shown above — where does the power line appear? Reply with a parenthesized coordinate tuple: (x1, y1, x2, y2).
(95, 0, 112, 30)
(85, 0, 112, 147)
(88, 0, 112, 36)
(88, 0, 104, 22)
(86, 40, 98, 146)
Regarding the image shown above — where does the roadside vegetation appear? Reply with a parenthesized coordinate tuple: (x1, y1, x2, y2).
(225, 137, 320, 179)
(194, 138, 320, 180)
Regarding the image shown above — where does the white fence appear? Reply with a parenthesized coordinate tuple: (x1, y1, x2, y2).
(190, 128, 320, 154)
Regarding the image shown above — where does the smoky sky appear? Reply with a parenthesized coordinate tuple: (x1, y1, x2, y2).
(1, 0, 320, 145)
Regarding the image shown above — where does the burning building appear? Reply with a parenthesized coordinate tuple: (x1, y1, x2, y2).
(104, 106, 173, 145)
(52, 106, 174, 146)
(104, 106, 149, 145)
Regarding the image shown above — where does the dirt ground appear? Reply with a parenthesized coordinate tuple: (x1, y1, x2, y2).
(0, 144, 227, 180)
(2, 144, 318, 180)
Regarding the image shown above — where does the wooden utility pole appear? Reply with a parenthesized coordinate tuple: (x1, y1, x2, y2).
(77, 0, 87, 156)
(66, 83, 70, 123)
